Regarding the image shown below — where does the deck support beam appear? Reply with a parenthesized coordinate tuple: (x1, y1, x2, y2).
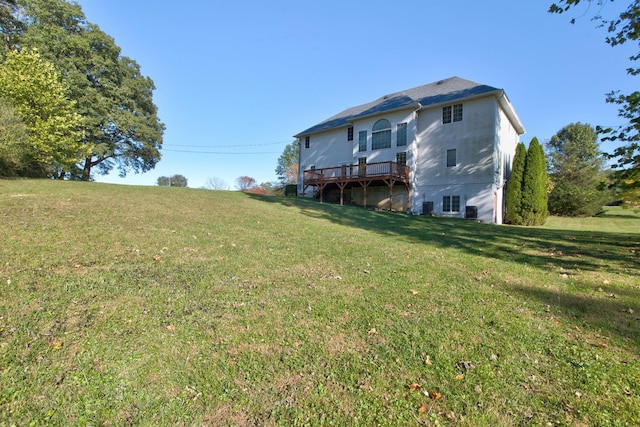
(337, 181, 348, 205)
(358, 179, 373, 209)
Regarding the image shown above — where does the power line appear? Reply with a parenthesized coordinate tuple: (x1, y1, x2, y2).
(163, 149, 281, 155)
(163, 140, 292, 148)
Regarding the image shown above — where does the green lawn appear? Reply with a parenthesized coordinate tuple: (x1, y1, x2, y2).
(1, 179, 638, 426)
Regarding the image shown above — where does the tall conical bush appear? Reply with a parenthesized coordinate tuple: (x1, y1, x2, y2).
(506, 142, 526, 224)
(521, 138, 548, 225)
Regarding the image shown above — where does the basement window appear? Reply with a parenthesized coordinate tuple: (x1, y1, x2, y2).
(443, 195, 461, 213)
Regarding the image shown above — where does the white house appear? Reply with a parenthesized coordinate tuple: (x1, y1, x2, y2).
(294, 77, 525, 224)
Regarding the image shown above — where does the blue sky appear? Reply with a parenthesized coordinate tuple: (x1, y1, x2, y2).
(77, 0, 637, 189)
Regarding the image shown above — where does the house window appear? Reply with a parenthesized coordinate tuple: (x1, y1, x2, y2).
(442, 106, 452, 124)
(347, 127, 354, 141)
(372, 119, 391, 150)
(396, 152, 407, 166)
(305, 136, 310, 149)
(443, 195, 460, 212)
(453, 104, 463, 122)
(446, 149, 457, 167)
(358, 130, 367, 152)
(397, 122, 407, 146)
(358, 157, 367, 165)
(442, 104, 463, 124)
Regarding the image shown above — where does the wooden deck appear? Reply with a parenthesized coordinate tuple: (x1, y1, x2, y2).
(302, 161, 411, 210)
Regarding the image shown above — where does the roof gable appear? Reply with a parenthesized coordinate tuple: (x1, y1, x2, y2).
(294, 77, 503, 137)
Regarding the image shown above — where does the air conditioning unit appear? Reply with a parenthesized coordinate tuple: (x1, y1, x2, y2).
(422, 201, 434, 216)
(465, 206, 478, 220)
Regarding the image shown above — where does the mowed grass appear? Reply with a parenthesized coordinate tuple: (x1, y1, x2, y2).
(0, 179, 638, 426)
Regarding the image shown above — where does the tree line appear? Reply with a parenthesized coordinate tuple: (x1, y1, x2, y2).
(506, 123, 610, 226)
(549, 0, 639, 208)
(0, 0, 163, 180)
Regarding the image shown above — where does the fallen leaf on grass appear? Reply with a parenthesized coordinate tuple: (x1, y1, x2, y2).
(166, 324, 176, 332)
(52, 341, 63, 350)
(409, 289, 419, 295)
(368, 328, 377, 335)
(408, 383, 422, 391)
(454, 374, 465, 380)
(418, 404, 427, 413)
(428, 390, 442, 400)
(424, 354, 433, 366)
(153, 255, 163, 263)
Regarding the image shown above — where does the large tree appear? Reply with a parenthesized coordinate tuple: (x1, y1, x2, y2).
(0, 49, 87, 177)
(275, 141, 299, 184)
(547, 123, 610, 216)
(506, 142, 527, 224)
(550, 0, 640, 207)
(0, 0, 22, 52)
(521, 138, 549, 226)
(16, 0, 164, 180)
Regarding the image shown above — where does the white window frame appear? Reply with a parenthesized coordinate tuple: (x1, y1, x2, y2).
(443, 195, 461, 213)
(372, 119, 391, 150)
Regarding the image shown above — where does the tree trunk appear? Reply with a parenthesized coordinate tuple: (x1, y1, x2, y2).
(82, 157, 92, 181)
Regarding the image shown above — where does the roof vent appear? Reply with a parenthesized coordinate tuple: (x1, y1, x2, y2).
(436, 80, 445, 85)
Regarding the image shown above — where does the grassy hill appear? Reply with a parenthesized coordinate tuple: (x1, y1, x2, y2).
(1, 179, 639, 426)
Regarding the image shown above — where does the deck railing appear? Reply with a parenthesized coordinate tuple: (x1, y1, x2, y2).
(303, 161, 409, 184)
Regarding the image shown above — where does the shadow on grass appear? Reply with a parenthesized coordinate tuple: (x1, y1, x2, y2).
(251, 195, 640, 276)
(251, 195, 640, 347)
(509, 283, 640, 347)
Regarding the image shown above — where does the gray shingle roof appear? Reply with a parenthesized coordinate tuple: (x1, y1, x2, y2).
(294, 77, 501, 137)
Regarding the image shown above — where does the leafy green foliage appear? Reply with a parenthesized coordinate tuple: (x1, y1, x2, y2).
(506, 142, 527, 224)
(0, 49, 88, 177)
(16, 0, 164, 180)
(547, 123, 610, 216)
(275, 141, 299, 184)
(0, 0, 22, 53)
(521, 138, 549, 225)
(157, 174, 188, 187)
(0, 98, 28, 175)
(549, 0, 640, 207)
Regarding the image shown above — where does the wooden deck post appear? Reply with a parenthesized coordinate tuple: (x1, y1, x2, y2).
(358, 179, 372, 209)
(337, 181, 348, 205)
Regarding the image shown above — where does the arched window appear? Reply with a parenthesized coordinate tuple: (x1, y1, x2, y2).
(372, 119, 391, 150)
